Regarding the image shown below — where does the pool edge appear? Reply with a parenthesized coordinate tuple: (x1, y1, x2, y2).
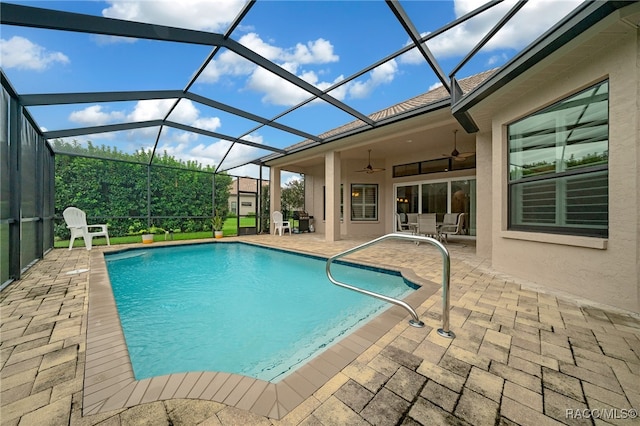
(84, 241, 440, 419)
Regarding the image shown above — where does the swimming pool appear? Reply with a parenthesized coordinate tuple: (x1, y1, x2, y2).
(105, 242, 419, 382)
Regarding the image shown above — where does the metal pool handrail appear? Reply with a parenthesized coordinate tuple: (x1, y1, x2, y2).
(325, 232, 455, 338)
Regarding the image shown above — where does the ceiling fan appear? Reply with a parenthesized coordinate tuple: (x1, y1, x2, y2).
(443, 129, 475, 161)
(356, 149, 386, 174)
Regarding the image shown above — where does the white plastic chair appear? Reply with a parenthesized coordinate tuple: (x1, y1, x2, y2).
(272, 211, 291, 236)
(63, 207, 110, 250)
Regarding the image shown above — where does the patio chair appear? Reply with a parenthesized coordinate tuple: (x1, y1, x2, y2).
(440, 213, 465, 242)
(441, 213, 459, 229)
(62, 207, 110, 250)
(272, 210, 291, 236)
(395, 213, 412, 234)
(406, 213, 419, 234)
(416, 213, 440, 243)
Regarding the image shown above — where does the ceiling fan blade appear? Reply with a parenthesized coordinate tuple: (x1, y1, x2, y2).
(354, 149, 385, 173)
(453, 156, 467, 162)
(457, 152, 475, 158)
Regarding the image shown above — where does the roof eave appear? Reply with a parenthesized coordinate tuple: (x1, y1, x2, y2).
(261, 98, 451, 166)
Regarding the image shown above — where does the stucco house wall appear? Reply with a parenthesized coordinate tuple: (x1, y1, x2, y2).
(472, 11, 639, 312)
(305, 160, 392, 237)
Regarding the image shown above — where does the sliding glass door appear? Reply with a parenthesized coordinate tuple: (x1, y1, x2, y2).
(421, 182, 447, 220)
(395, 177, 476, 236)
(450, 179, 476, 236)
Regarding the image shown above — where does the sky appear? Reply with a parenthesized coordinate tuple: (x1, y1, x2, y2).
(1, 0, 585, 183)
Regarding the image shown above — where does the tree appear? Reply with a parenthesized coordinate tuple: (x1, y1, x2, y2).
(53, 139, 232, 238)
(281, 177, 305, 218)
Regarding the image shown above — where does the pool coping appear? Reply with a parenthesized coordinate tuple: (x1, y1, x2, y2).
(83, 240, 441, 419)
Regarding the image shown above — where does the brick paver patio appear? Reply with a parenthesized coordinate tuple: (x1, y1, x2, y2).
(1, 233, 639, 425)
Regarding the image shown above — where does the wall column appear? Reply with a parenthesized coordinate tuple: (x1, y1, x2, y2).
(325, 151, 341, 241)
(475, 130, 492, 260)
(269, 167, 281, 234)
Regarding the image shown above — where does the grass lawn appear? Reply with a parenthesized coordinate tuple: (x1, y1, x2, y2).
(54, 217, 262, 249)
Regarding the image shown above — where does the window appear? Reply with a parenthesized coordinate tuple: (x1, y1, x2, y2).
(508, 80, 608, 237)
(392, 156, 475, 178)
(351, 184, 378, 221)
(393, 163, 420, 177)
(419, 158, 450, 174)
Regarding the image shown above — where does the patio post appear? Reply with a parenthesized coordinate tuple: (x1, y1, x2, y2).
(270, 167, 281, 234)
(325, 151, 341, 241)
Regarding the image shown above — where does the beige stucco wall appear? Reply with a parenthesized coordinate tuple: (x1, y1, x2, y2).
(477, 18, 639, 312)
(303, 159, 392, 238)
(474, 131, 492, 258)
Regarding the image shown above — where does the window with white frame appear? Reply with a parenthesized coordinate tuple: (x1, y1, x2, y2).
(351, 184, 378, 221)
(508, 80, 608, 237)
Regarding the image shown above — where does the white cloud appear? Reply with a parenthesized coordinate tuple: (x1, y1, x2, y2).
(192, 116, 223, 132)
(156, 132, 264, 170)
(487, 53, 509, 66)
(239, 32, 286, 62)
(101, 0, 246, 32)
(427, 0, 584, 58)
(224, 163, 268, 179)
(216, 133, 265, 169)
(286, 39, 339, 65)
(128, 99, 177, 121)
(399, 0, 583, 71)
(200, 32, 347, 106)
(398, 33, 430, 66)
(69, 105, 125, 126)
(100, 2, 393, 106)
(0, 36, 69, 71)
(283, 172, 302, 186)
(66, 99, 222, 146)
(244, 66, 309, 106)
(238, 33, 339, 66)
(199, 49, 256, 83)
(63, 99, 263, 167)
(347, 60, 398, 99)
(428, 81, 443, 91)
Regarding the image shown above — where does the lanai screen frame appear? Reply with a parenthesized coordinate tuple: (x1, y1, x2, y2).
(0, 0, 515, 173)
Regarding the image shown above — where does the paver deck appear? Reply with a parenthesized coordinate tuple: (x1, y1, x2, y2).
(1, 233, 639, 425)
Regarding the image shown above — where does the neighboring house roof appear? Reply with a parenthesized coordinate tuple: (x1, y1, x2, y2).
(229, 177, 269, 195)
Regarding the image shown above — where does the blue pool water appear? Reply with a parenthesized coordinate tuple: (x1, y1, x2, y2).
(105, 243, 417, 382)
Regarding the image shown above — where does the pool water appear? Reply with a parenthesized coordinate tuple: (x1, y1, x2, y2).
(105, 243, 418, 382)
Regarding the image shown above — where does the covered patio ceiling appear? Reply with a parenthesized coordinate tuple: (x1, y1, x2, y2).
(1, 0, 594, 177)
